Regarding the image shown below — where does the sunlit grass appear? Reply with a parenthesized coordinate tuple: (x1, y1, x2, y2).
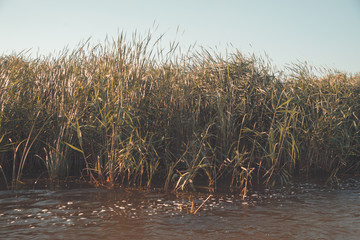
(0, 32, 359, 195)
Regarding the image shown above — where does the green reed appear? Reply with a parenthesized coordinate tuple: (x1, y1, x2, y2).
(0, 32, 359, 194)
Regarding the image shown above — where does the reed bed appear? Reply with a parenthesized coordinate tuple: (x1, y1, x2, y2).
(0, 33, 359, 194)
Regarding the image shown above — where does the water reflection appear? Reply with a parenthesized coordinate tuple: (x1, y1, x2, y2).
(1, 181, 360, 239)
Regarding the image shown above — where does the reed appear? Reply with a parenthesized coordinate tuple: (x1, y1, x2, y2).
(0, 32, 359, 194)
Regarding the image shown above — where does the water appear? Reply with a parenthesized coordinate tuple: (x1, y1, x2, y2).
(1, 180, 360, 239)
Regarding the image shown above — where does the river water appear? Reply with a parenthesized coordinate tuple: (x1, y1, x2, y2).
(1, 179, 360, 240)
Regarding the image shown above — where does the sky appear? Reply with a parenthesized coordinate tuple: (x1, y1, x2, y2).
(0, 0, 359, 73)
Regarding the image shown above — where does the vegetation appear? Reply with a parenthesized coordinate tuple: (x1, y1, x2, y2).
(0, 33, 359, 195)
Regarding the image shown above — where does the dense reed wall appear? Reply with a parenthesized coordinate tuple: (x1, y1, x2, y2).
(1, 34, 359, 193)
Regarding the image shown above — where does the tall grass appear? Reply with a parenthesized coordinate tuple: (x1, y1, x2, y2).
(0, 32, 359, 194)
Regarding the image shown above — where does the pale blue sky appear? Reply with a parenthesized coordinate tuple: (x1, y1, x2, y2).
(0, 0, 359, 73)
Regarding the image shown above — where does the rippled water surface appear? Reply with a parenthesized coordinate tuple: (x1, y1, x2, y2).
(1, 180, 360, 239)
